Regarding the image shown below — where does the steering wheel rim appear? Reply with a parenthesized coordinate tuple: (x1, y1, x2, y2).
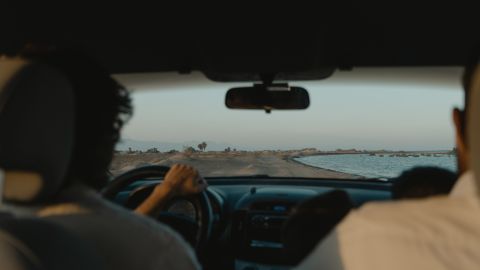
(102, 165, 213, 252)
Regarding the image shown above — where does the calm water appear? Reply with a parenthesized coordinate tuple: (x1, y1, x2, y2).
(295, 154, 457, 179)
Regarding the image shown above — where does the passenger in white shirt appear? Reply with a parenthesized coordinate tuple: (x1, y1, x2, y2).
(296, 56, 480, 270)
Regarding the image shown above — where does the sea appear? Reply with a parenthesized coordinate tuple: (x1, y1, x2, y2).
(295, 153, 457, 179)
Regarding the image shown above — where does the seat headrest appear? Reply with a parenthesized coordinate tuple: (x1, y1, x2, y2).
(0, 57, 75, 203)
(468, 64, 480, 193)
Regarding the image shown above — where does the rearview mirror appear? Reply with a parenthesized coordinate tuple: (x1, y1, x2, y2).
(226, 84, 310, 113)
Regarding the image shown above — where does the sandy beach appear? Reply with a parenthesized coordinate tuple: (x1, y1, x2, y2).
(110, 151, 361, 179)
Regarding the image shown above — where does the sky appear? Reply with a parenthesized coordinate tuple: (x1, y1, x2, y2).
(115, 67, 464, 151)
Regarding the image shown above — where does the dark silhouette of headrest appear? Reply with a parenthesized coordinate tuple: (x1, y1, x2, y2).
(0, 57, 75, 203)
(282, 189, 353, 264)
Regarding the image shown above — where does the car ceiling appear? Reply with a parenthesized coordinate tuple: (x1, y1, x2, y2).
(1, 2, 478, 76)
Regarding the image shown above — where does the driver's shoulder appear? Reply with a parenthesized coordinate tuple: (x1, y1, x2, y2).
(95, 198, 201, 269)
(48, 185, 200, 268)
(61, 185, 191, 241)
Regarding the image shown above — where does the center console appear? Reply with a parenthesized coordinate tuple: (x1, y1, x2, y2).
(231, 187, 317, 270)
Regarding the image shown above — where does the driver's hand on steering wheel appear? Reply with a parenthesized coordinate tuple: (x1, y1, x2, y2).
(160, 164, 208, 197)
(135, 164, 207, 216)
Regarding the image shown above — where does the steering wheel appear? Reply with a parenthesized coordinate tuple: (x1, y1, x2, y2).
(102, 165, 213, 252)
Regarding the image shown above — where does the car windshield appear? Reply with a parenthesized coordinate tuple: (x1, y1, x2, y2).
(110, 68, 463, 180)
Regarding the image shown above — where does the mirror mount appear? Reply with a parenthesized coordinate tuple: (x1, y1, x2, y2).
(255, 83, 291, 113)
(259, 73, 276, 86)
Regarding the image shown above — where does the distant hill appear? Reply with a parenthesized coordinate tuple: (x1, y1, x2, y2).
(116, 138, 235, 152)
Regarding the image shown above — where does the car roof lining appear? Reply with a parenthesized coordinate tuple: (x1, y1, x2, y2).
(1, 4, 478, 74)
(115, 67, 464, 92)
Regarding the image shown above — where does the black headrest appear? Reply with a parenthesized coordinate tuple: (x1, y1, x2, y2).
(0, 57, 75, 203)
(282, 190, 353, 264)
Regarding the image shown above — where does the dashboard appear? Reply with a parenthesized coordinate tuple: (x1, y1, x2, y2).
(114, 177, 392, 270)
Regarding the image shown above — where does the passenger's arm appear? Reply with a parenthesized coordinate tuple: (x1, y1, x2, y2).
(135, 164, 207, 217)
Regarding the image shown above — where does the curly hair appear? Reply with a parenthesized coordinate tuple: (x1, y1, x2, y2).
(21, 47, 133, 190)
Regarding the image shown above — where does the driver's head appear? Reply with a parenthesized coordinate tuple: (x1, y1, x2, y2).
(21, 47, 133, 190)
(453, 51, 479, 175)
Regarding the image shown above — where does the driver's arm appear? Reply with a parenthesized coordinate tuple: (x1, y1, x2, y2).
(134, 164, 207, 217)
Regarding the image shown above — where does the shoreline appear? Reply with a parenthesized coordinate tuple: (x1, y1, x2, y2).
(287, 156, 366, 179)
(292, 151, 454, 158)
(110, 151, 362, 179)
(110, 150, 454, 180)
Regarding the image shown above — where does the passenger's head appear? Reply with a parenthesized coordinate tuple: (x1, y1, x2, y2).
(20, 47, 133, 190)
(392, 166, 457, 199)
(454, 51, 480, 174)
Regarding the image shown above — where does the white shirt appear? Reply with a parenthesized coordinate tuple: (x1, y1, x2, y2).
(1, 185, 201, 270)
(296, 171, 480, 270)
